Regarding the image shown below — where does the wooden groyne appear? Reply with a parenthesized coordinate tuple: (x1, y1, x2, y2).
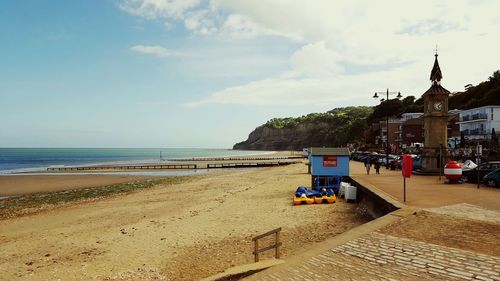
(47, 164, 197, 171)
(47, 160, 301, 172)
(206, 161, 296, 168)
(168, 156, 304, 161)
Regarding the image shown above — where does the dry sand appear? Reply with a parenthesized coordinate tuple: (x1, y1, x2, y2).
(0, 163, 368, 280)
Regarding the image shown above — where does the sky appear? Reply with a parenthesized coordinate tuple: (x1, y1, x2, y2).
(1, 0, 499, 148)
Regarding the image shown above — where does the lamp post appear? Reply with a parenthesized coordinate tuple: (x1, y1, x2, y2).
(373, 89, 403, 169)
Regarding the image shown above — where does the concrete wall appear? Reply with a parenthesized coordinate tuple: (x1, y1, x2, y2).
(348, 177, 404, 219)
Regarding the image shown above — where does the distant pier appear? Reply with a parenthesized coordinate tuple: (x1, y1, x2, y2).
(46, 159, 301, 172)
(167, 156, 304, 161)
(47, 164, 197, 171)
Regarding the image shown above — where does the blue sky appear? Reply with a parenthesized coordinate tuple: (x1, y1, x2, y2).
(1, 0, 499, 148)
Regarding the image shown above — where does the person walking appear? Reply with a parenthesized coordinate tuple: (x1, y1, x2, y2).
(364, 156, 372, 175)
(374, 160, 381, 174)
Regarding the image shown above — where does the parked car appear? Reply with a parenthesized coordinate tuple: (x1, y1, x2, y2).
(397, 154, 422, 170)
(377, 155, 399, 167)
(483, 168, 500, 187)
(462, 161, 500, 183)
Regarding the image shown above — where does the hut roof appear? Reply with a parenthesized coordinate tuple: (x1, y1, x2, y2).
(310, 147, 350, 156)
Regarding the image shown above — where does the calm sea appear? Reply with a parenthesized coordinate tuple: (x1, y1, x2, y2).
(0, 148, 271, 173)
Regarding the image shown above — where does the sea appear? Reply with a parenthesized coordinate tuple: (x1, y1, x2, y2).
(0, 148, 272, 175)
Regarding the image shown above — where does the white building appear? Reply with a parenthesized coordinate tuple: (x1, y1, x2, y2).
(399, 112, 423, 122)
(457, 106, 500, 141)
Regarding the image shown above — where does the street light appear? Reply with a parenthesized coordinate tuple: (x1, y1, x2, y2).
(373, 89, 403, 169)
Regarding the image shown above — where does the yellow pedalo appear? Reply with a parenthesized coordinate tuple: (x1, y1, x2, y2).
(293, 193, 314, 205)
(314, 188, 336, 204)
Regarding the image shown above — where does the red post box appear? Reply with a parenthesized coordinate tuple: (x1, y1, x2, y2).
(402, 154, 413, 178)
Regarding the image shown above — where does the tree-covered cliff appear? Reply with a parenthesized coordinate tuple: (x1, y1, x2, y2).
(234, 70, 500, 151)
(449, 70, 500, 109)
(233, 106, 373, 150)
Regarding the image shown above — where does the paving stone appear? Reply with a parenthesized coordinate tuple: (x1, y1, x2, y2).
(446, 268, 474, 278)
(427, 263, 445, 270)
(483, 270, 499, 276)
(393, 255, 412, 262)
(428, 268, 448, 275)
(466, 266, 483, 272)
(249, 231, 498, 281)
(446, 272, 473, 280)
(475, 276, 494, 281)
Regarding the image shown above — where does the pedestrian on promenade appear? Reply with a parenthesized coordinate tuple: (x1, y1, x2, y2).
(364, 157, 372, 175)
(374, 160, 381, 174)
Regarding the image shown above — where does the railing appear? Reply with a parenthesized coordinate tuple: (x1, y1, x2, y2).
(252, 227, 282, 262)
(460, 113, 488, 122)
(461, 129, 487, 135)
(470, 129, 487, 135)
(472, 113, 488, 120)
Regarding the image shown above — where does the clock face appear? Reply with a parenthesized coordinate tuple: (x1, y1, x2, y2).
(433, 102, 443, 111)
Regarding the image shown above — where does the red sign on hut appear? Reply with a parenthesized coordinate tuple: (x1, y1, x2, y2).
(323, 156, 338, 167)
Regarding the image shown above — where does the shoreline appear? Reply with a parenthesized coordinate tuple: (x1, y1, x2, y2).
(0, 149, 281, 175)
(0, 174, 158, 196)
(0, 152, 301, 197)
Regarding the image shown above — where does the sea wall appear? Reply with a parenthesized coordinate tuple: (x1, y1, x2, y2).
(349, 177, 405, 219)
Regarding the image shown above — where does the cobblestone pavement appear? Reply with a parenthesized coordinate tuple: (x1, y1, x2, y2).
(251, 232, 500, 281)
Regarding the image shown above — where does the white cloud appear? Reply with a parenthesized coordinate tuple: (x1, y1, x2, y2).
(184, 10, 217, 35)
(184, 71, 399, 108)
(220, 14, 277, 39)
(121, 0, 500, 108)
(290, 41, 344, 78)
(130, 45, 184, 57)
(120, 0, 200, 19)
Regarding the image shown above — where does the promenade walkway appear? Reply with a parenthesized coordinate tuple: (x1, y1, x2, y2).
(244, 161, 500, 281)
(350, 161, 500, 211)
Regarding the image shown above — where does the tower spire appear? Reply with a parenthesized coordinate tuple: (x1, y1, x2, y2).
(430, 48, 443, 85)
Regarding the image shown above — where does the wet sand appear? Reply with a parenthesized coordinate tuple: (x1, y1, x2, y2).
(0, 175, 155, 196)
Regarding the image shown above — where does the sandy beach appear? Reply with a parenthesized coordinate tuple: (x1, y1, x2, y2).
(0, 162, 368, 280)
(0, 175, 157, 196)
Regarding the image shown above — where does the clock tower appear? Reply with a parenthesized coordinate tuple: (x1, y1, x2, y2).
(421, 52, 451, 173)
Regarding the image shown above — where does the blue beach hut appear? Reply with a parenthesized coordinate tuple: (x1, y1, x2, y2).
(309, 147, 350, 192)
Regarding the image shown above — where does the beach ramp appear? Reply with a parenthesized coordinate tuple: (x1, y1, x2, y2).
(200, 259, 284, 281)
